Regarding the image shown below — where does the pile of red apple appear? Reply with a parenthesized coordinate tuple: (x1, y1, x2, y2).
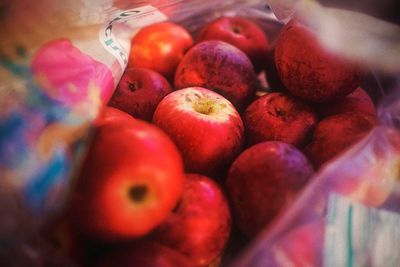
(48, 15, 377, 267)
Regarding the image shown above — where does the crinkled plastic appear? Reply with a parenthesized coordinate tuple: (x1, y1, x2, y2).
(233, 121, 400, 266)
(0, 0, 399, 266)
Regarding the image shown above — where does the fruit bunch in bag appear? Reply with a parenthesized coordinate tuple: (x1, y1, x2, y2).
(231, 1, 400, 266)
(46, 2, 400, 266)
(1, 0, 399, 266)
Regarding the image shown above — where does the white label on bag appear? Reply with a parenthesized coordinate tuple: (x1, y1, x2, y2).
(99, 5, 168, 68)
(324, 194, 400, 267)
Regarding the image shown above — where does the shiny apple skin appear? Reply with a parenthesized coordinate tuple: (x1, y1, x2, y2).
(153, 87, 244, 175)
(128, 22, 193, 81)
(196, 16, 269, 72)
(152, 173, 231, 267)
(108, 67, 173, 121)
(68, 108, 185, 240)
(174, 40, 258, 111)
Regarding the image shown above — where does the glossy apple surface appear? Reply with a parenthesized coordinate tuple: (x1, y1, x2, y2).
(153, 87, 244, 175)
(196, 16, 269, 72)
(93, 106, 135, 126)
(174, 40, 258, 111)
(68, 107, 185, 240)
(275, 19, 362, 103)
(152, 174, 231, 267)
(243, 92, 317, 147)
(226, 141, 314, 237)
(128, 22, 193, 80)
(108, 67, 173, 121)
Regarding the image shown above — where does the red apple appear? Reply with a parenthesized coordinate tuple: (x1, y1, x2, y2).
(108, 67, 173, 121)
(226, 141, 314, 237)
(152, 174, 231, 267)
(128, 22, 193, 80)
(93, 106, 135, 126)
(275, 19, 362, 103)
(196, 16, 269, 72)
(304, 111, 376, 169)
(68, 107, 185, 240)
(314, 87, 376, 118)
(243, 92, 317, 147)
(174, 40, 258, 111)
(96, 241, 193, 267)
(153, 87, 244, 175)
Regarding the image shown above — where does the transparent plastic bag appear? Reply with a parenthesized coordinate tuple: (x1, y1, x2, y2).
(233, 120, 400, 266)
(231, 1, 400, 265)
(1, 0, 399, 266)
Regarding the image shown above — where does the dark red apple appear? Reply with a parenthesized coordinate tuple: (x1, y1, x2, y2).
(128, 22, 193, 80)
(226, 141, 314, 237)
(96, 241, 193, 267)
(196, 16, 269, 72)
(152, 174, 231, 267)
(314, 87, 376, 118)
(108, 68, 173, 121)
(174, 40, 258, 111)
(153, 87, 244, 175)
(243, 92, 317, 147)
(68, 107, 185, 240)
(304, 111, 375, 169)
(275, 19, 362, 103)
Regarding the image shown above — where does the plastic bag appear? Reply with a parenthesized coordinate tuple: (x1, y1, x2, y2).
(231, 1, 400, 266)
(233, 123, 400, 266)
(1, 0, 399, 266)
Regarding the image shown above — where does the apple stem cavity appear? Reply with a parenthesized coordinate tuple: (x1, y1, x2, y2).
(128, 80, 141, 92)
(128, 184, 148, 202)
(232, 26, 241, 34)
(275, 107, 286, 117)
(193, 98, 216, 115)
